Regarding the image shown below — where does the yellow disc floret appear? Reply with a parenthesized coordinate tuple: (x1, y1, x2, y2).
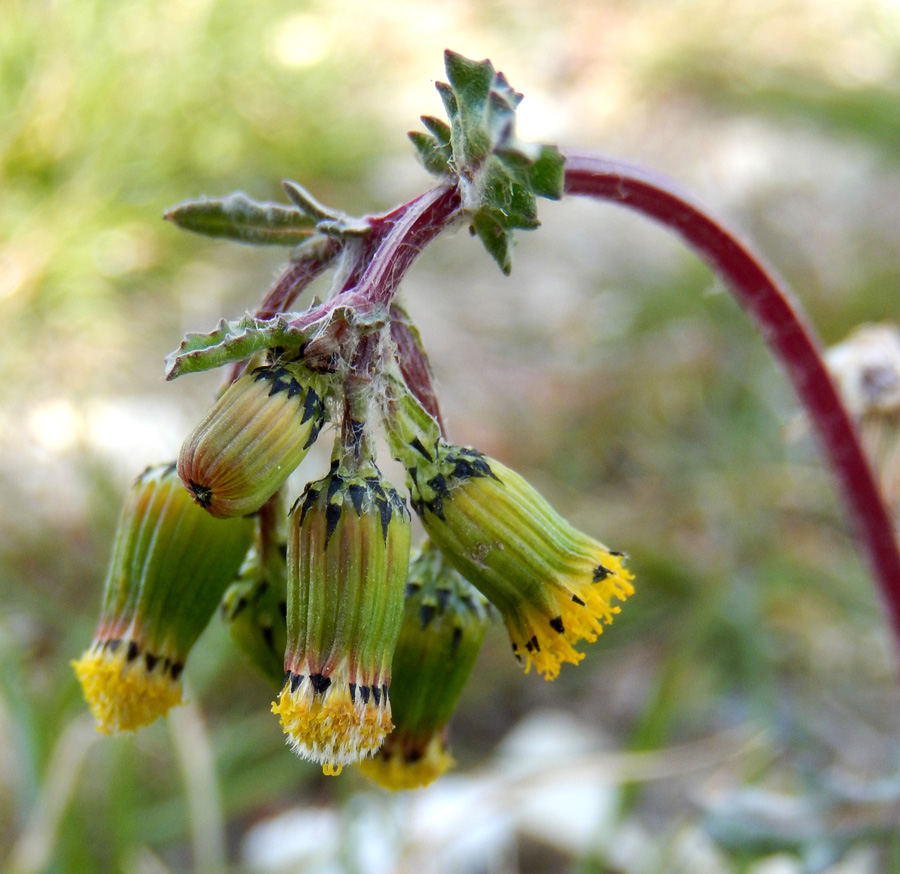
(507, 550, 635, 680)
(72, 640, 184, 733)
(358, 733, 454, 791)
(272, 660, 393, 775)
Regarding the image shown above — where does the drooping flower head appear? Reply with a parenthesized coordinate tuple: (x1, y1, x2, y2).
(73, 462, 253, 732)
(358, 541, 490, 790)
(384, 372, 634, 681)
(178, 359, 328, 518)
(272, 458, 411, 775)
(405, 448, 633, 679)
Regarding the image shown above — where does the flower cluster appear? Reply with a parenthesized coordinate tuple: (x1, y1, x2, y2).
(75, 345, 634, 783)
(74, 50, 635, 788)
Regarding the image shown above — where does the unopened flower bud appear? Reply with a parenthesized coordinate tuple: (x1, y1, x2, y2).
(406, 442, 634, 680)
(73, 462, 253, 732)
(178, 361, 327, 518)
(272, 460, 411, 775)
(221, 545, 288, 689)
(358, 542, 489, 790)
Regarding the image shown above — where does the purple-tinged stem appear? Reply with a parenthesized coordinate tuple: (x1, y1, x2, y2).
(390, 309, 446, 434)
(282, 185, 462, 415)
(255, 240, 340, 320)
(564, 150, 900, 646)
(278, 186, 461, 336)
(224, 241, 341, 385)
(359, 185, 462, 307)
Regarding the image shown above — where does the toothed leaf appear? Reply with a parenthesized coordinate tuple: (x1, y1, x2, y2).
(527, 146, 565, 200)
(164, 316, 310, 380)
(443, 50, 494, 112)
(470, 208, 513, 276)
(481, 159, 539, 231)
(435, 81, 457, 119)
(415, 51, 566, 275)
(420, 116, 452, 146)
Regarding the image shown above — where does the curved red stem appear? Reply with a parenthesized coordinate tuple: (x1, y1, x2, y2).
(359, 184, 462, 307)
(564, 150, 900, 647)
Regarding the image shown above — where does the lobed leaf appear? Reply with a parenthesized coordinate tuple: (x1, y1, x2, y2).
(164, 316, 309, 380)
(411, 50, 566, 274)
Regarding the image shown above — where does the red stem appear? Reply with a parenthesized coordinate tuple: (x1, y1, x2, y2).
(563, 150, 900, 645)
(358, 185, 462, 307)
(255, 241, 340, 319)
(223, 242, 341, 385)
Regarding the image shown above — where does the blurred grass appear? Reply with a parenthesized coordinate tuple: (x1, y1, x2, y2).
(3, 0, 900, 872)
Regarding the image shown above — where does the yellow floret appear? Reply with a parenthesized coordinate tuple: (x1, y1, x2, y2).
(272, 664, 393, 775)
(72, 643, 184, 733)
(509, 551, 635, 681)
(358, 733, 454, 791)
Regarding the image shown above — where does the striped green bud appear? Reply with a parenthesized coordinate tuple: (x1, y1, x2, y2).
(272, 460, 411, 775)
(405, 441, 634, 681)
(178, 361, 327, 518)
(221, 545, 288, 689)
(73, 462, 253, 732)
(358, 541, 489, 790)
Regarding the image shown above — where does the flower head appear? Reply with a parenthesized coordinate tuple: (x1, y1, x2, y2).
(73, 462, 253, 732)
(178, 360, 327, 518)
(358, 541, 489, 790)
(272, 459, 411, 774)
(221, 543, 288, 689)
(405, 442, 634, 680)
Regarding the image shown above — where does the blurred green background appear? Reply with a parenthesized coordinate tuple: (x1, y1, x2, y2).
(3, 0, 900, 872)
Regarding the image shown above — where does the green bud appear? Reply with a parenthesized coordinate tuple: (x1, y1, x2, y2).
(221, 544, 288, 689)
(178, 361, 327, 518)
(358, 541, 489, 790)
(272, 460, 411, 775)
(73, 462, 253, 732)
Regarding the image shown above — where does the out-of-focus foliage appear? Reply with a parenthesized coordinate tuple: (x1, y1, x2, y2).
(3, 1, 900, 872)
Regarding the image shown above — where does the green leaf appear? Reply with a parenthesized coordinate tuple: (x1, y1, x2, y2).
(164, 316, 309, 380)
(435, 81, 457, 119)
(408, 131, 452, 177)
(282, 179, 373, 237)
(443, 52, 496, 165)
(443, 50, 494, 110)
(481, 159, 539, 230)
(281, 180, 340, 222)
(165, 303, 389, 380)
(492, 72, 523, 109)
(506, 186, 540, 230)
(412, 51, 565, 274)
(470, 207, 513, 275)
(486, 89, 518, 144)
(164, 193, 315, 245)
(527, 146, 565, 200)
(420, 116, 452, 146)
